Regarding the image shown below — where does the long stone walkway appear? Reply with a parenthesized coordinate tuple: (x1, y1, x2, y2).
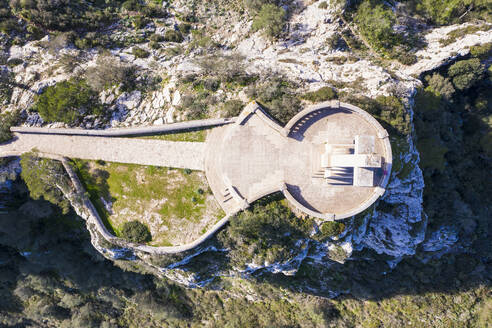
(0, 133, 206, 171)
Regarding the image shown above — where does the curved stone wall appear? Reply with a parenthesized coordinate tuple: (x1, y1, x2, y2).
(281, 100, 392, 220)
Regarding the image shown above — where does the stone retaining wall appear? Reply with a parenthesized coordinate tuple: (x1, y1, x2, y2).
(11, 117, 236, 136)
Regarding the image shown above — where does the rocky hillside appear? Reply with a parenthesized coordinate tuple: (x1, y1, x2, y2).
(0, 0, 491, 326)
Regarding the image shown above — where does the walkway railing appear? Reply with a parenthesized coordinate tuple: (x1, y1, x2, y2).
(11, 117, 236, 136)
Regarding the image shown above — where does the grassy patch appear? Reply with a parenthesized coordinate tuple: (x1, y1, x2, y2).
(138, 128, 209, 142)
(73, 160, 224, 246)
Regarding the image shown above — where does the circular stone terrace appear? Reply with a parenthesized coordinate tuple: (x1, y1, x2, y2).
(205, 100, 392, 220)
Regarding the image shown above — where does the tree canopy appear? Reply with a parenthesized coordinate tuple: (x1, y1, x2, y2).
(20, 152, 71, 214)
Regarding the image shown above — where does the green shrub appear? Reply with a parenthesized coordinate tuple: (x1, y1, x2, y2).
(425, 73, 455, 99)
(84, 55, 136, 92)
(222, 99, 244, 117)
(470, 42, 492, 60)
(417, 136, 448, 172)
(247, 77, 302, 125)
(149, 41, 160, 49)
(131, 15, 149, 29)
(189, 30, 219, 50)
(320, 221, 346, 238)
(149, 33, 165, 42)
(0, 110, 19, 144)
(34, 79, 102, 124)
(414, 0, 491, 25)
(251, 4, 286, 39)
(218, 200, 313, 267)
(163, 29, 184, 43)
(394, 51, 418, 66)
(318, 1, 328, 9)
(179, 91, 216, 120)
(177, 23, 192, 34)
(0, 69, 13, 103)
(354, 1, 397, 51)
(301, 86, 337, 102)
(326, 32, 347, 50)
(244, 0, 278, 12)
(120, 220, 151, 243)
(448, 58, 484, 90)
(132, 46, 150, 58)
(20, 152, 71, 214)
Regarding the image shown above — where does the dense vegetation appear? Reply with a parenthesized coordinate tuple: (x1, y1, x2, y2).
(343, 0, 490, 64)
(121, 220, 152, 243)
(251, 3, 286, 39)
(404, 0, 491, 25)
(246, 77, 302, 125)
(414, 54, 491, 232)
(34, 78, 102, 124)
(20, 152, 71, 214)
(7, 0, 165, 32)
(1, 176, 490, 327)
(0, 0, 491, 326)
(0, 110, 18, 143)
(219, 198, 313, 268)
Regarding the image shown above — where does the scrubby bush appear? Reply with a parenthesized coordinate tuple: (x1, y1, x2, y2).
(197, 54, 255, 85)
(0, 69, 14, 103)
(8, 0, 116, 31)
(202, 78, 220, 91)
(425, 73, 455, 99)
(0, 110, 19, 143)
(251, 4, 286, 39)
(84, 55, 136, 92)
(149, 41, 160, 49)
(413, 0, 491, 25)
(318, 1, 328, 9)
(354, 1, 397, 51)
(326, 32, 347, 51)
(448, 58, 484, 91)
(470, 42, 492, 60)
(247, 77, 302, 125)
(222, 99, 244, 117)
(20, 152, 71, 214)
(131, 15, 149, 29)
(218, 200, 313, 267)
(179, 91, 216, 120)
(189, 30, 219, 50)
(320, 221, 345, 238)
(34, 79, 102, 124)
(163, 29, 184, 43)
(132, 46, 150, 58)
(149, 33, 165, 42)
(177, 23, 192, 34)
(301, 86, 338, 102)
(244, 0, 278, 12)
(120, 220, 151, 243)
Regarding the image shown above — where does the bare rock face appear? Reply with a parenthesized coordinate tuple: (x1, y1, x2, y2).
(401, 23, 492, 77)
(116, 90, 142, 111)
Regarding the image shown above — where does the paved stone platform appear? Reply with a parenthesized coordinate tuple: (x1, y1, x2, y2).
(204, 101, 392, 220)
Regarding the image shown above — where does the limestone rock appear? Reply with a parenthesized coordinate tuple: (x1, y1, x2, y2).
(172, 90, 181, 106)
(116, 90, 142, 111)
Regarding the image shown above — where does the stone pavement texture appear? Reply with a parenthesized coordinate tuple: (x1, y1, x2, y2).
(205, 101, 392, 220)
(0, 133, 206, 170)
